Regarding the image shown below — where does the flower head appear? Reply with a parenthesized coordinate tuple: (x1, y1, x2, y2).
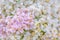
(7, 8, 34, 33)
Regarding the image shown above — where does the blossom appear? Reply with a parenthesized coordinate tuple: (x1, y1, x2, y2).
(7, 8, 34, 33)
(0, 19, 7, 38)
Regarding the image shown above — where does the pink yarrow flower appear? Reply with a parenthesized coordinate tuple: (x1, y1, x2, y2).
(7, 8, 34, 33)
(0, 8, 34, 37)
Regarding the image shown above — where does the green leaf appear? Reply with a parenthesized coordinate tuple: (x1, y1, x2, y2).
(20, 35, 24, 40)
(40, 30, 46, 35)
(24, 29, 27, 33)
(16, 0, 20, 3)
(9, 13, 14, 16)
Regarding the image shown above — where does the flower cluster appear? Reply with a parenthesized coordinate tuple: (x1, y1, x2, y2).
(0, 9, 34, 38)
(7, 9, 34, 33)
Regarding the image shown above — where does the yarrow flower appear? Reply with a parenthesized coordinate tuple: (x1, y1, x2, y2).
(0, 8, 34, 38)
(0, 19, 7, 38)
(7, 8, 34, 33)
